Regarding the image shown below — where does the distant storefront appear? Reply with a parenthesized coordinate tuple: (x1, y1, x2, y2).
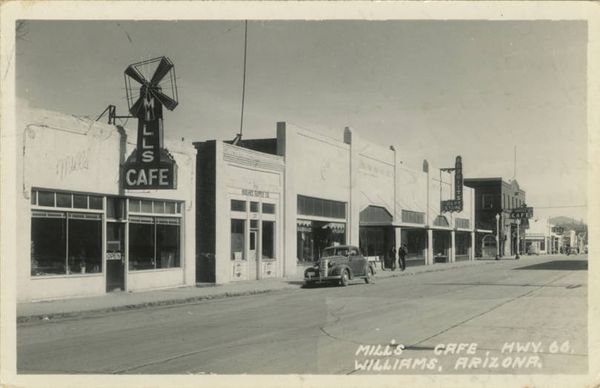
(17, 104, 196, 302)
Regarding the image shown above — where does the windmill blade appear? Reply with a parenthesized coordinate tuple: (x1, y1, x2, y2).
(151, 89, 178, 111)
(150, 57, 174, 86)
(125, 65, 148, 85)
(129, 95, 146, 117)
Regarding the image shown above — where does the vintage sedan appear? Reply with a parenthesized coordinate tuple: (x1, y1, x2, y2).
(303, 245, 376, 287)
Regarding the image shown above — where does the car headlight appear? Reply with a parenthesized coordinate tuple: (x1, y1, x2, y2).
(328, 261, 333, 267)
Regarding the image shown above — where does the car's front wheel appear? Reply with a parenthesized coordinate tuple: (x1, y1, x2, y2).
(339, 270, 349, 287)
(365, 266, 375, 284)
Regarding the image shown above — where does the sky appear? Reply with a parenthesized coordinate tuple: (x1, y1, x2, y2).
(15, 20, 588, 221)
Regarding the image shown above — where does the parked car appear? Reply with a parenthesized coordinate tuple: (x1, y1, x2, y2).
(304, 245, 376, 287)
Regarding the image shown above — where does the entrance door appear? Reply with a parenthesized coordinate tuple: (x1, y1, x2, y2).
(106, 222, 125, 292)
(248, 230, 258, 279)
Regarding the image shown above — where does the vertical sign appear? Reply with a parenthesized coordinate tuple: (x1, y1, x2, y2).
(440, 156, 464, 212)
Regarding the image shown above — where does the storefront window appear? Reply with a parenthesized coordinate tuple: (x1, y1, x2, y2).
(67, 214, 102, 274)
(250, 201, 259, 213)
(156, 220, 180, 268)
(262, 221, 275, 259)
(455, 233, 469, 256)
(129, 216, 180, 271)
(31, 211, 101, 276)
(129, 216, 181, 270)
(31, 212, 66, 276)
(296, 220, 345, 263)
(231, 219, 245, 260)
(129, 218, 155, 270)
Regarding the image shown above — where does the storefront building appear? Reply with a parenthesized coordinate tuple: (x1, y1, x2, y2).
(195, 140, 284, 284)
(278, 122, 476, 275)
(193, 122, 477, 284)
(17, 103, 196, 302)
(464, 178, 529, 258)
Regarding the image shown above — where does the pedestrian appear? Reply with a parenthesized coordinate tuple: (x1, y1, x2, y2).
(389, 246, 396, 271)
(398, 244, 407, 271)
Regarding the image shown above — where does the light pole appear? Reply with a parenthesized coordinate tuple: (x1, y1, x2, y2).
(515, 218, 521, 259)
(495, 213, 500, 260)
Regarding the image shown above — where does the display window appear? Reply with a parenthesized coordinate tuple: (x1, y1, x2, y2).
(31, 211, 102, 276)
(262, 221, 275, 259)
(230, 219, 246, 260)
(128, 216, 181, 270)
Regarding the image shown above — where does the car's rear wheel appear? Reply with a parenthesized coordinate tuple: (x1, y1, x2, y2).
(339, 270, 349, 287)
(365, 266, 375, 284)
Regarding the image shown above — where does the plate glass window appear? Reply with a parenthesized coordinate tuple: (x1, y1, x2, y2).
(231, 219, 245, 260)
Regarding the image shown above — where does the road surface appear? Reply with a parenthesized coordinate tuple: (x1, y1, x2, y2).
(18, 254, 587, 374)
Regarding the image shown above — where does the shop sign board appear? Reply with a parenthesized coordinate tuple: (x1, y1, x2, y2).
(441, 156, 463, 213)
(242, 189, 269, 198)
(510, 206, 533, 219)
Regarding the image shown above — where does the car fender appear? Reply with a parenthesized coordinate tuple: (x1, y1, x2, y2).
(331, 264, 353, 278)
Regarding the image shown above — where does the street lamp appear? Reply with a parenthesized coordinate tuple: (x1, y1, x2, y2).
(515, 218, 521, 260)
(495, 213, 500, 260)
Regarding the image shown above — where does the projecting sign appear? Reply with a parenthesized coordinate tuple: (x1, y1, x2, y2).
(510, 205, 533, 219)
(441, 156, 463, 213)
(121, 57, 179, 190)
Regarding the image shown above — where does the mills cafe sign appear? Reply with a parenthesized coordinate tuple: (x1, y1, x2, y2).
(122, 57, 179, 189)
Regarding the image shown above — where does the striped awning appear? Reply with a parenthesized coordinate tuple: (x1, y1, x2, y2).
(297, 219, 312, 232)
(322, 222, 346, 234)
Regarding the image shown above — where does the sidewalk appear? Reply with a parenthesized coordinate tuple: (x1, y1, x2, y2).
(17, 259, 495, 323)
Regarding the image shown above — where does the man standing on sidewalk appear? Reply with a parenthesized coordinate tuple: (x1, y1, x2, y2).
(388, 246, 396, 271)
(398, 244, 407, 271)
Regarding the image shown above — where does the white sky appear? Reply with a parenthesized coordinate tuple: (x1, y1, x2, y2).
(15, 20, 588, 221)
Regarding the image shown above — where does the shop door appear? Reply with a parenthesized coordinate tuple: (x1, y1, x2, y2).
(106, 222, 125, 292)
(248, 230, 258, 279)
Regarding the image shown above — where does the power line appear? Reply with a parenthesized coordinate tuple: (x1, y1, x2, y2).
(239, 20, 248, 140)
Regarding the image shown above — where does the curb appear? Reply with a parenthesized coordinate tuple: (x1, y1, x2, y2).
(17, 260, 496, 324)
(17, 286, 297, 324)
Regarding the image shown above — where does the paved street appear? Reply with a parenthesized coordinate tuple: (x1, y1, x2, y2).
(17, 254, 587, 375)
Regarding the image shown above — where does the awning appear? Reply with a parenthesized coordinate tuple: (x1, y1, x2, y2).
(297, 219, 312, 233)
(322, 222, 346, 234)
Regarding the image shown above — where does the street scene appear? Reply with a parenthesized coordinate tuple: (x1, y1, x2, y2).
(0, 4, 594, 388)
(18, 254, 587, 375)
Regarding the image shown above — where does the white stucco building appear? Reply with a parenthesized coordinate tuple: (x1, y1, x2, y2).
(195, 122, 477, 284)
(17, 102, 196, 301)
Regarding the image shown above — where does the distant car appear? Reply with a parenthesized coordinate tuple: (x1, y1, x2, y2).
(304, 245, 375, 287)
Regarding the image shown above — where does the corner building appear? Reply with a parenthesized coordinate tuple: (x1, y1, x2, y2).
(16, 103, 197, 302)
(196, 122, 476, 283)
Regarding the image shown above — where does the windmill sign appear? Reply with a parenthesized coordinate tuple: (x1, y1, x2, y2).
(122, 57, 179, 189)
